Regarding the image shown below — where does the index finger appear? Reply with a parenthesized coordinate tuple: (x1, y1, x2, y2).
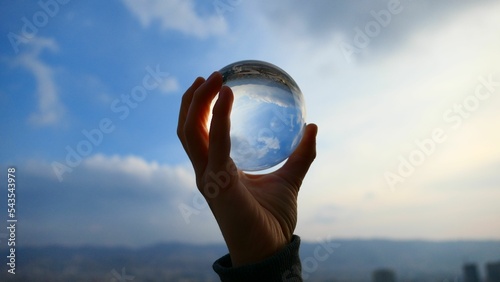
(177, 76, 205, 152)
(183, 72, 223, 176)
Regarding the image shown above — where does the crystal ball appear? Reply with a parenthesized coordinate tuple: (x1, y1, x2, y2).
(218, 60, 306, 172)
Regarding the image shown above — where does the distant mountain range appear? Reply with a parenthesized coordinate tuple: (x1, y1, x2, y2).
(1, 239, 499, 281)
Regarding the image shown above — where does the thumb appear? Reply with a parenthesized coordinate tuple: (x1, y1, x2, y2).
(275, 123, 318, 188)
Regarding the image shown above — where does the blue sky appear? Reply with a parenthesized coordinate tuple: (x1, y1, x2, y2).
(1, 0, 499, 247)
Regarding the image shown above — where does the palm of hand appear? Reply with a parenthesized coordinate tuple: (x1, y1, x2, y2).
(205, 162, 306, 266)
(238, 174, 299, 249)
(241, 172, 299, 243)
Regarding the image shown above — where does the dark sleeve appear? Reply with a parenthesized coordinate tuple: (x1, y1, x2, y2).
(212, 235, 302, 282)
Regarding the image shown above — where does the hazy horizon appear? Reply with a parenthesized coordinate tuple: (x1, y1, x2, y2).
(1, 0, 499, 248)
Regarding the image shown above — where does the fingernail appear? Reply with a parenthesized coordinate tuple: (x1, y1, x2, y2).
(208, 71, 218, 80)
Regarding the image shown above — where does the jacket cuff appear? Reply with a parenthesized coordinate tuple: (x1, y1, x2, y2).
(212, 235, 302, 281)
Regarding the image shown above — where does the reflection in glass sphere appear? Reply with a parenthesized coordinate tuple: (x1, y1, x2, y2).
(218, 60, 306, 172)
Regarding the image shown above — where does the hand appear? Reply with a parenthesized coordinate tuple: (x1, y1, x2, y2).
(177, 71, 317, 267)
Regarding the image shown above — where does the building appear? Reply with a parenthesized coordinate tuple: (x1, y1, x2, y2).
(373, 268, 396, 282)
(486, 261, 500, 282)
(463, 263, 480, 282)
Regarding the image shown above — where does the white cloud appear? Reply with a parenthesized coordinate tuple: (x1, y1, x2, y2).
(238, 0, 500, 240)
(195, 0, 500, 240)
(18, 155, 222, 246)
(121, 0, 227, 38)
(13, 37, 65, 126)
(159, 76, 180, 94)
(82, 154, 194, 189)
(84, 154, 160, 179)
(231, 83, 297, 108)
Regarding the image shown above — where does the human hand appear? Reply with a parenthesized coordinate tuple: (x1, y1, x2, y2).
(177, 71, 317, 267)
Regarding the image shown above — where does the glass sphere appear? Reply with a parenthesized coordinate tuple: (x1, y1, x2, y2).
(219, 60, 306, 172)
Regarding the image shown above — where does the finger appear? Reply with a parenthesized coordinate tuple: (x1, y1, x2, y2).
(208, 85, 234, 170)
(177, 76, 205, 151)
(275, 123, 318, 188)
(184, 72, 223, 175)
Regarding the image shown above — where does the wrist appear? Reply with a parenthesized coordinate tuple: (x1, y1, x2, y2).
(229, 236, 289, 267)
(213, 235, 302, 281)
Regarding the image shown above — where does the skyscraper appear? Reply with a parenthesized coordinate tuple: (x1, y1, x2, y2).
(463, 263, 480, 282)
(373, 268, 396, 282)
(486, 261, 500, 282)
